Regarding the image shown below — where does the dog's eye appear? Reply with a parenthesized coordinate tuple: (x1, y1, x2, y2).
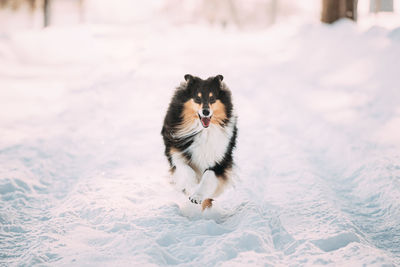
(209, 92, 216, 103)
(194, 97, 201, 103)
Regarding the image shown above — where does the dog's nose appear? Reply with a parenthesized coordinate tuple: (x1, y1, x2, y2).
(202, 109, 210, 116)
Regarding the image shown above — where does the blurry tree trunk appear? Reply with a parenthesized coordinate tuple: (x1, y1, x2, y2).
(43, 0, 50, 27)
(78, 0, 85, 23)
(202, 0, 240, 28)
(28, 0, 36, 10)
(269, 0, 278, 25)
(370, 0, 393, 13)
(0, 0, 35, 10)
(226, 0, 240, 28)
(321, 0, 358, 24)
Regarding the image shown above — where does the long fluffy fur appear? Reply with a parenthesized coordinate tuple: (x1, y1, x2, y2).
(161, 74, 238, 209)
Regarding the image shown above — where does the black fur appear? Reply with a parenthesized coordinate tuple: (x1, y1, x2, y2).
(207, 125, 237, 180)
(161, 74, 237, 180)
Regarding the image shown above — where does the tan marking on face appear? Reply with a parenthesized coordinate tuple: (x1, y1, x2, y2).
(178, 99, 200, 133)
(210, 100, 227, 125)
(209, 92, 213, 97)
(197, 92, 202, 98)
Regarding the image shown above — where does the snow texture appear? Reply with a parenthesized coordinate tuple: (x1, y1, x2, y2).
(1, 16, 400, 267)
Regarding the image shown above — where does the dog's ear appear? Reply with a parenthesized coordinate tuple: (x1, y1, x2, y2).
(213, 75, 224, 89)
(215, 75, 224, 82)
(184, 74, 194, 82)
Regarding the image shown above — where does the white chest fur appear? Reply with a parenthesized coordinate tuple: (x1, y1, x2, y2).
(188, 122, 234, 172)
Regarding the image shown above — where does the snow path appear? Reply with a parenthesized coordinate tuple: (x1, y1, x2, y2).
(1, 21, 400, 266)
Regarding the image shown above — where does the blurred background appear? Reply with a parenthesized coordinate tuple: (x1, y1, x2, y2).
(1, 1, 400, 266)
(0, 0, 399, 31)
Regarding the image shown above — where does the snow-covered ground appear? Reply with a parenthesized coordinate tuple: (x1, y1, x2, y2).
(1, 12, 400, 266)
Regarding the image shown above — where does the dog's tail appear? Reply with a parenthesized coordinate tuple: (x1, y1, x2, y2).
(201, 198, 213, 211)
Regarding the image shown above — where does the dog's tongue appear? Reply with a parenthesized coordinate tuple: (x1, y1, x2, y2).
(201, 117, 211, 128)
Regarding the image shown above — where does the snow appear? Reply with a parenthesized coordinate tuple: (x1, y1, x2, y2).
(1, 8, 400, 267)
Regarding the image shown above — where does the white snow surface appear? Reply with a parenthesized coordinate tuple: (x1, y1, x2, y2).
(1, 19, 400, 266)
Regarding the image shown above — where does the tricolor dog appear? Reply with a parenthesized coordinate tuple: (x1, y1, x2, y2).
(161, 74, 237, 210)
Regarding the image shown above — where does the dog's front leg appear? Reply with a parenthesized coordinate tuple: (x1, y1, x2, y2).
(189, 170, 221, 204)
(171, 155, 198, 196)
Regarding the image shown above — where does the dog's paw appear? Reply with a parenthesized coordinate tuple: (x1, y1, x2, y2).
(189, 193, 203, 204)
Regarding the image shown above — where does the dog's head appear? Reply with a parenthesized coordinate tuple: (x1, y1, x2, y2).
(183, 74, 227, 128)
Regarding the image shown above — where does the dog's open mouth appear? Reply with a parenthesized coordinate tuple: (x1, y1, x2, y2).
(199, 116, 211, 128)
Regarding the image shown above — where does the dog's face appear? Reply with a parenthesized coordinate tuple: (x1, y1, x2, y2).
(183, 74, 227, 128)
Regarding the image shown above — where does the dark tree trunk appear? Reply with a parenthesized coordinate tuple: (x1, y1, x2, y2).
(321, 0, 339, 23)
(43, 0, 50, 27)
(345, 0, 357, 20)
(321, 0, 358, 24)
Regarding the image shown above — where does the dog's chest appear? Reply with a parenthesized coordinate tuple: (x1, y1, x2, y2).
(188, 125, 230, 171)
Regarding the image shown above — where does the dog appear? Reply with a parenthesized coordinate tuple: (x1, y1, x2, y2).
(161, 74, 237, 210)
